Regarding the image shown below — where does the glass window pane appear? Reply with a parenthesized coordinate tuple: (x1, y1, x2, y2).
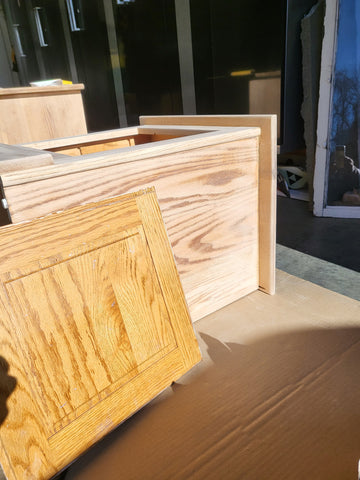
(113, 0, 183, 126)
(190, 0, 284, 125)
(327, 0, 360, 206)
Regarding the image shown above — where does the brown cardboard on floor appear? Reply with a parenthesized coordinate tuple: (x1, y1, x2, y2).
(66, 270, 360, 480)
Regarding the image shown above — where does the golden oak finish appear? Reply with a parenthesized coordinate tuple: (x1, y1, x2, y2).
(0, 188, 201, 480)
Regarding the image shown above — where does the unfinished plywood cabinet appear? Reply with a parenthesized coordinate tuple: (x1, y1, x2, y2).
(0, 188, 200, 480)
(0, 115, 277, 322)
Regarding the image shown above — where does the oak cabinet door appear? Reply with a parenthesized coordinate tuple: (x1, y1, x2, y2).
(0, 188, 200, 480)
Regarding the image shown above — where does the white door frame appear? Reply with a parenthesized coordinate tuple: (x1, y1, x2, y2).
(314, 0, 360, 218)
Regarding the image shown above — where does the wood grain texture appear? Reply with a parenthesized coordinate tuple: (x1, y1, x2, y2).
(3, 127, 260, 185)
(22, 126, 217, 155)
(52, 147, 81, 157)
(22, 127, 140, 151)
(0, 84, 85, 98)
(3, 135, 260, 322)
(0, 188, 200, 480)
(79, 139, 133, 155)
(20, 126, 257, 166)
(140, 116, 277, 296)
(0, 144, 53, 173)
(0, 85, 87, 145)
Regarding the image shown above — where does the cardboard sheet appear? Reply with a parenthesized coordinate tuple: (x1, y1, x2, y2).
(65, 270, 360, 480)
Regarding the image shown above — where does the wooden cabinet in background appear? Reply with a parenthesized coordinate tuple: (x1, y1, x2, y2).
(0, 84, 87, 144)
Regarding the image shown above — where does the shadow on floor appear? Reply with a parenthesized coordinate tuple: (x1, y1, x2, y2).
(65, 326, 360, 480)
(277, 196, 360, 272)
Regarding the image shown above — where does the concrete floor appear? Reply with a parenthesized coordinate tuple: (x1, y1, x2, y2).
(276, 196, 360, 301)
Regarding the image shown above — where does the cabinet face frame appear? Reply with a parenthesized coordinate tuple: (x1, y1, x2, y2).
(0, 188, 201, 480)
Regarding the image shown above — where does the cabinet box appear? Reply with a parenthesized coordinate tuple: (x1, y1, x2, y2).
(0, 115, 277, 321)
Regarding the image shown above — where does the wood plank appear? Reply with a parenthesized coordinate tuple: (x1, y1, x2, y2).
(79, 139, 132, 155)
(75, 135, 152, 155)
(4, 127, 260, 185)
(0, 85, 87, 145)
(22, 127, 140, 151)
(0, 188, 201, 480)
(0, 84, 85, 98)
(2, 136, 260, 322)
(140, 115, 277, 296)
(151, 134, 183, 142)
(138, 125, 217, 136)
(53, 147, 81, 157)
(21, 126, 255, 157)
(0, 144, 53, 174)
(249, 76, 281, 137)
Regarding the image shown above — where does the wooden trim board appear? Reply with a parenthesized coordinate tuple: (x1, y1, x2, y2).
(0, 144, 53, 174)
(22, 127, 140, 151)
(21, 125, 257, 163)
(140, 115, 277, 295)
(0, 84, 85, 98)
(22, 126, 217, 159)
(0, 188, 201, 480)
(22, 125, 216, 152)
